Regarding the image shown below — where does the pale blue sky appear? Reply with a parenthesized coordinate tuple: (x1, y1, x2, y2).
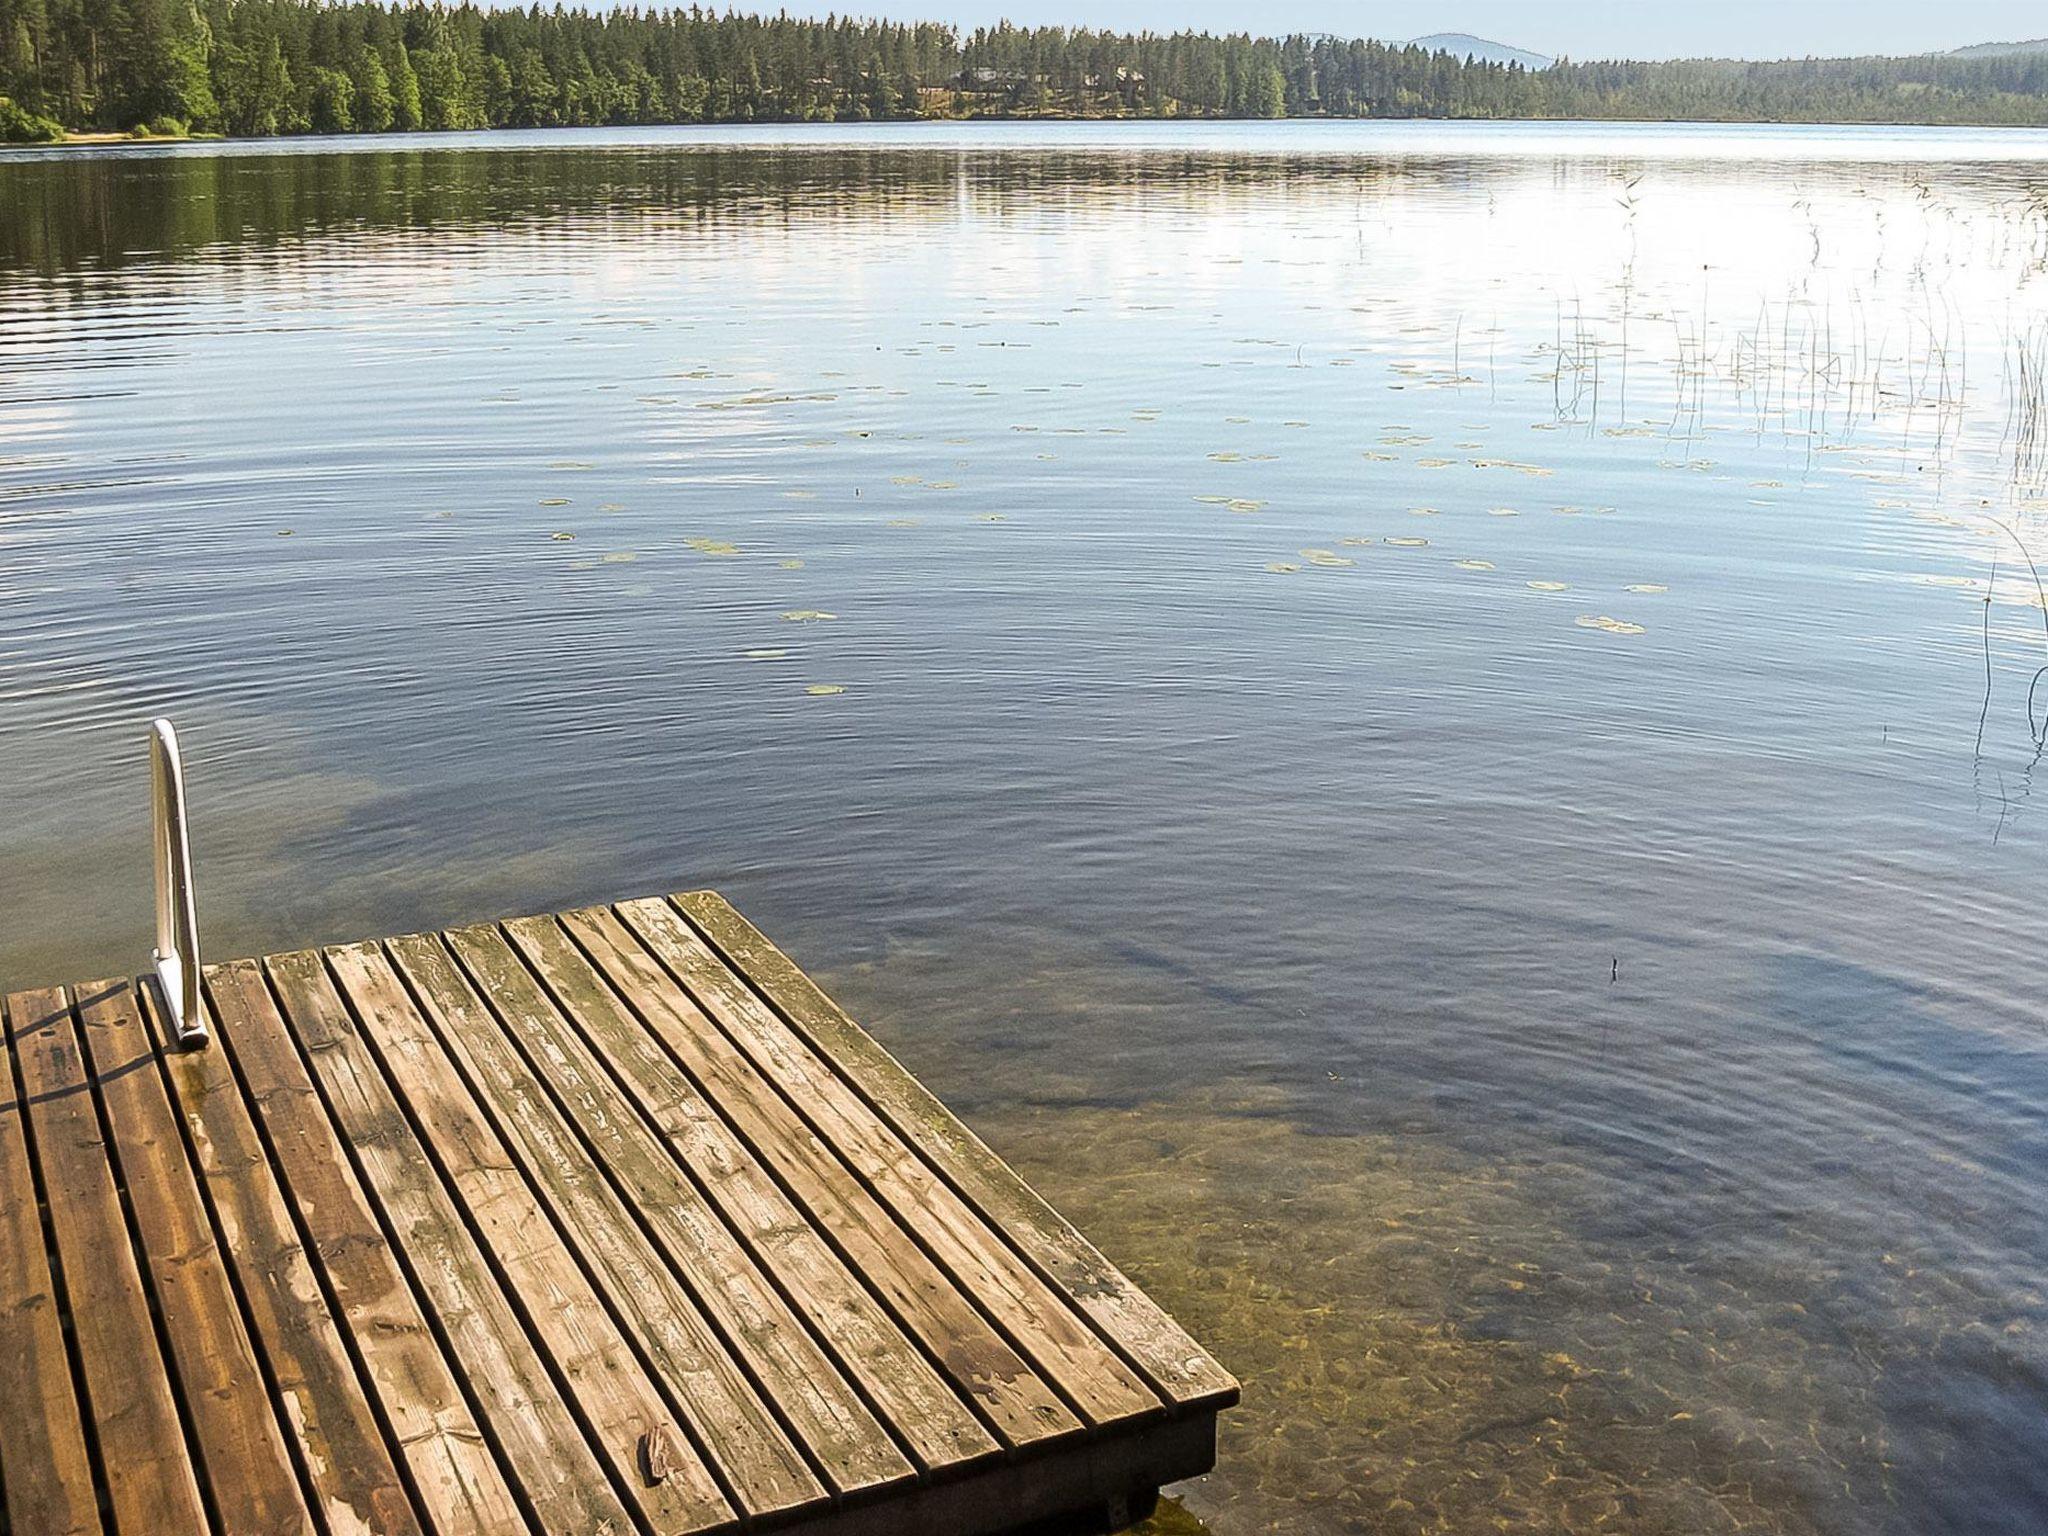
(775, 2, 2047, 61)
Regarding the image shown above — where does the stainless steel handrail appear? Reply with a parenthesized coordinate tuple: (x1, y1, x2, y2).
(150, 719, 206, 1048)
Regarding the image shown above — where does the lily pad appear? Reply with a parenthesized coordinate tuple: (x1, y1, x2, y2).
(804, 684, 847, 696)
(1454, 560, 1496, 571)
(782, 609, 837, 622)
(1301, 549, 1354, 568)
(1527, 580, 1569, 592)
(1575, 614, 1646, 636)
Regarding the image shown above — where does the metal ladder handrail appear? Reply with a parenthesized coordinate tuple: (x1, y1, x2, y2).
(150, 719, 206, 1048)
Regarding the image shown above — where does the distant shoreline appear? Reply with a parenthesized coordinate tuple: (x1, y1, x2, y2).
(11, 10, 2048, 150)
(5, 116, 2045, 156)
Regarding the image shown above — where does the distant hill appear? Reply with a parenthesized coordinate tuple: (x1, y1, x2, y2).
(1408, 33, 1554, 69)
(1951, 38, 2048, 57)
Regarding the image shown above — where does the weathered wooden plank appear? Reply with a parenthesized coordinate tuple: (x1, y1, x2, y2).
(269, 944, 734, 1536)
(388, 931, 926, 1504)
(145, 976, 428, 1536)
(609, 901, 1162, 1429)
(70, 977, 316, 1536)
(328, 940, 823, 1524)
(425, 926, 993, 1486)
(0, 991, 103, 1536)
(493, 914, 1081, 1454)
(8, 985, 209, 1535)
(211, 954, 593, 1536)
(441, 928, 1001, 1484)
(671, 891, 1241, 1413)
(205, 960, 531, 1534)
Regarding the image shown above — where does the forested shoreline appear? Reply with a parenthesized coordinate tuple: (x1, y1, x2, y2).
(5, 1, 2048, 143)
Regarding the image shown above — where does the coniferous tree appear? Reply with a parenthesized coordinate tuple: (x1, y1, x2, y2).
(111, 0, 213, 125)
(1245, 59, 1284, 117)
(349, 40, 389, 128)
(386, 32, 417, 128)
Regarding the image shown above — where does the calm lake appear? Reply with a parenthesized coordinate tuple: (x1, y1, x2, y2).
(4, 120, 2048, 1534)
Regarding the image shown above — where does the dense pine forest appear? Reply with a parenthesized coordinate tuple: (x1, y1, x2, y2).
(4, 1, 2048, 142)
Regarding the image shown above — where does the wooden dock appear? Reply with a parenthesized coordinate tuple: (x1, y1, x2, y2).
(0, 891, 1234, 1536)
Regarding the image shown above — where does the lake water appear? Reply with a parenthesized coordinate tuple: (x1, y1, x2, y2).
(4, 121, 2048, 1534)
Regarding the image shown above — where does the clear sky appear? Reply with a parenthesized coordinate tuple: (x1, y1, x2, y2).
(771, 2, 2048, 61)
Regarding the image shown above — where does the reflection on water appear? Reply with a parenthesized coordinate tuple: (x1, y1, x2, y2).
(3, 122, 2048, 1534)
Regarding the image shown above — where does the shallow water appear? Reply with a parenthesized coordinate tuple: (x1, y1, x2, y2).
(3, 121, 2047, 1534)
